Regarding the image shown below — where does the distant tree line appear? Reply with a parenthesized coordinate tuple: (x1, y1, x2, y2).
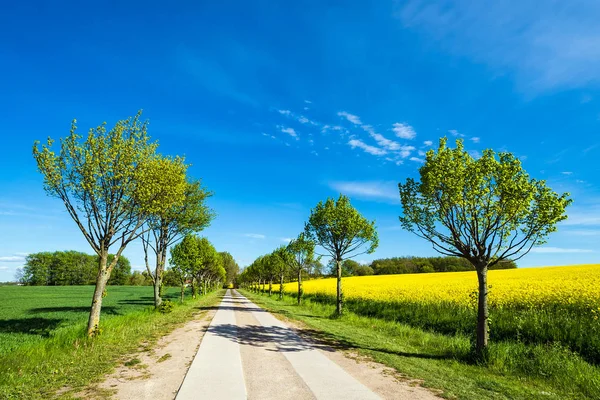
(18, 251, 133, 286)
(335, 256, 516, 277)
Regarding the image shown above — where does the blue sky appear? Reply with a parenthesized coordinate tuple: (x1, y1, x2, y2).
(1, 1, 599, 280)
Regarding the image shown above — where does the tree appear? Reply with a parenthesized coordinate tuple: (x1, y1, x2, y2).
(14, 268, 24, 284)
(398, 138, 571, 357)
(287, 233, 316, 304)
(170, 234, 199, 302)
(220, 251, 239, 287)
(33, 112, 187, 335)
(272, 246, 292, 300)
(305, 195, 378, 316)
(142, 177, 214, 307)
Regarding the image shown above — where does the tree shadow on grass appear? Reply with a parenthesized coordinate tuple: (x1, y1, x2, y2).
(0, 318, 63, 336)
(28, 306, 120, 315)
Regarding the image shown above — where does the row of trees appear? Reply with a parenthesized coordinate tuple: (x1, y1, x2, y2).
(168, 235, 231, 302)
(16, 251, 131, 286)
(338, 256, 516, 277)
(240, 138, 570, 359)
(33, 112, 221, 335)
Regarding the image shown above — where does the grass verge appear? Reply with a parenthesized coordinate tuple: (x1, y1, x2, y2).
(0, 289, 224, 399)
(241, 289, 600, 400)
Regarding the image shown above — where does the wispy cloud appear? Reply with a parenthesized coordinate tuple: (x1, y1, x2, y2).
(396, 1, 600, 92)
(338, 111, 362, 125)
(409, 157, 425, 163)
(280, 238, 293, 243)
(562, 171, 573, 175)
(448, 129, 464, 137)
(362, 125, 401, 151)
(279, 126, 298, 139)
(329, 181, 399, 202)
(392, 123, 416, 139)
(244, 233, 266, 239)
(0, 255, 26, 262)
(348, 139, 387, 156)
(277, 109, 291, 116)
(423, 140, 433, 146)
(530, 247, 593, 254)
(470, 137, 480, 143)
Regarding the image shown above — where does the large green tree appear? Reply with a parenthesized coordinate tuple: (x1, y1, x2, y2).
(33, 112, 187, 335)
(286, 233, 316, 304)
(142, 178, 214, 307)
(398, 138, 571, 357)
(305, 195, 378, 316)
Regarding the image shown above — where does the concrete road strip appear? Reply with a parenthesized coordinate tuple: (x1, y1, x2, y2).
(176, 290, 247, 400)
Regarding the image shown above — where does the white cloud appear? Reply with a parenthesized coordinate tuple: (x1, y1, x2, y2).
(298, 116, 318, 125)
(396, 1, 600, 92)
(348, 139, 387, 156)
(567, 229, 600, 236)
(304, 100, 312, 104)
(530, 247, 593, 254)
(362, 125, 401, 151)
(418, 150, 426, 156)
(279, 126, 298, 139)
(448, 129, 464, 137)
(562, 171, 573, 175)
(244, 233, 266, 239)
(392, 123, 416, 139)
(424, 140, 433, 146)
(338, 111, 362, 125)
(281, 238, 293, 243)
(470, 137, 481, 143)
(0, 266, 9, 271)
(278, 109, 291, 116)
(398, 145, 416, 158)
(0, 256, 25, 262)
(409, 157, 425, 163)
(329, 181, 399, 201)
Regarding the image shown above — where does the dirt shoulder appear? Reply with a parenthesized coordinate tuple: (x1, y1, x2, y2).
(79, 308, 217, 400)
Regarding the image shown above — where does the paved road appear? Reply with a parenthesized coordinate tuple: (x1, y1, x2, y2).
(176, 289, 381, 400)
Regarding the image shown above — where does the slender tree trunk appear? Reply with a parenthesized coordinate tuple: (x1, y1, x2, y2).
(268, 279, 273, 296)
(191, 278, 197, 299)
(153, 249, 165, 308)
(476, 265, 489, 357)
(297, 269, 302, 305)
(279, 273, 284, 300)
(180, 283, 185, 303)
(87, 251, 109, 336)
(336, 258, 343, 316)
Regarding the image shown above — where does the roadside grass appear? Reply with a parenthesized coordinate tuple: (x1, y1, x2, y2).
(0, 285, 185, 355)
(0, 287, 223, 399)
(241, 289, 600, 400)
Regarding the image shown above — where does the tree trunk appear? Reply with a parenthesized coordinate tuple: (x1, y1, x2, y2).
(268, 279, 272, 296)
(279, 273, 284, 300)
(336, 258, 343, 316)
(297, 269, 302, 305)
(476, 265, 489, 357)
(191, 278, 197, 299)
(87, 251, 109, 336)
(153, 249, 165, 308)
(180, 283, 185, 303)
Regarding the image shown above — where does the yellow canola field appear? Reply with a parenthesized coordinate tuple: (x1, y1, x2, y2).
(280, 264, 600, 311)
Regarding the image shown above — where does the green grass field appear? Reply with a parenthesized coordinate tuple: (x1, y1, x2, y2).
(0, 285, 183, 355)
(0, 285, 223, 399)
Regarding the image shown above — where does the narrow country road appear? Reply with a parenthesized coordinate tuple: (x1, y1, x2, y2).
(175, 290, 437, 400)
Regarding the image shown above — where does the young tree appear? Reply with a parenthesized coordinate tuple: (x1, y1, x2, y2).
(305, 195, 378, 316)
(170, 234, 199, 302)
(220, 251, 239, 287)
(142, 178, 214, 307)
(398, 138, 571, 357)
(272, 246, 292, 300)
(287, 233, 316, 304)
(33, 112, 187, 335)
